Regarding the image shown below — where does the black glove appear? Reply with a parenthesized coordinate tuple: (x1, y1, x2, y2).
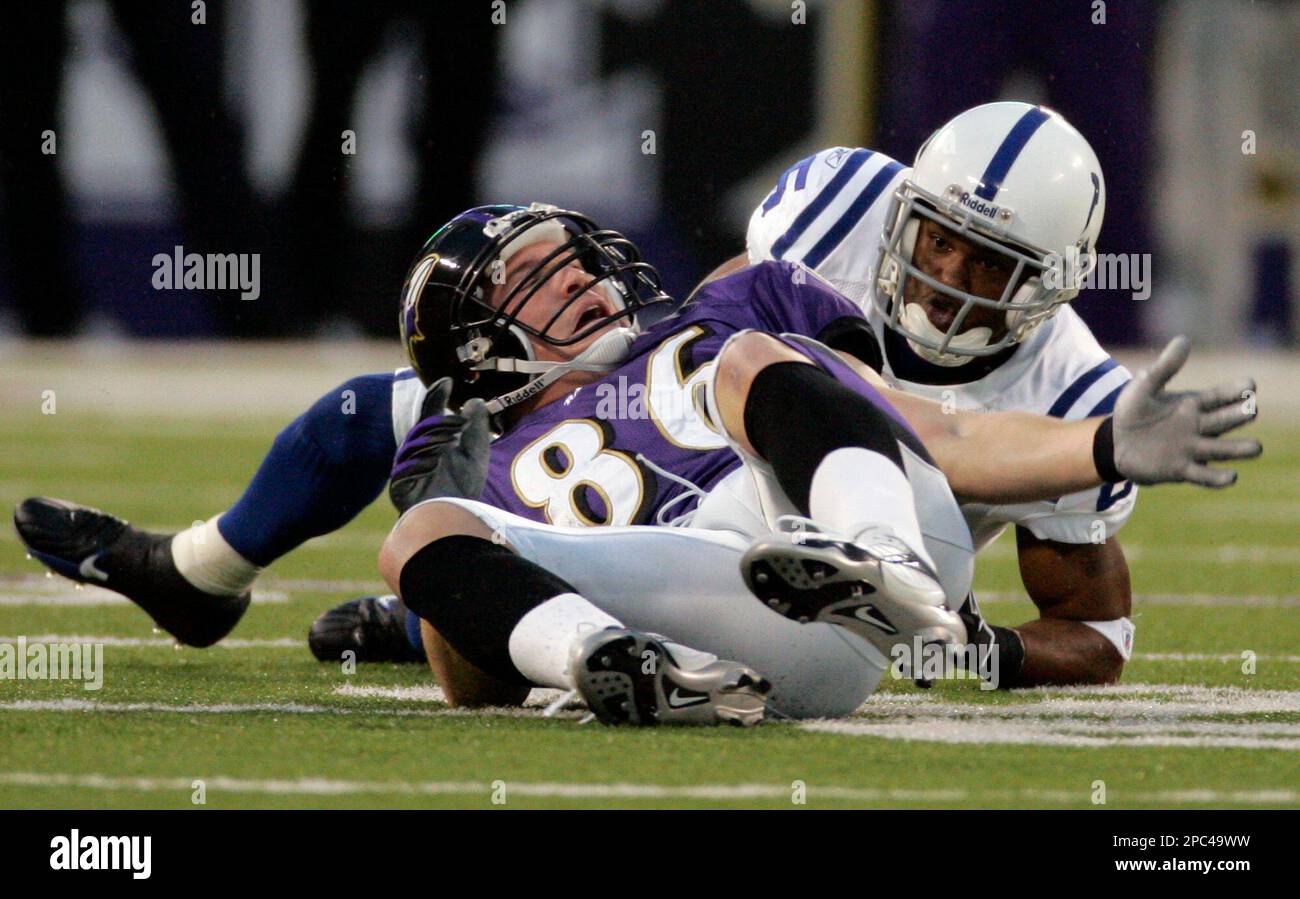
(389, 378, 493, 514)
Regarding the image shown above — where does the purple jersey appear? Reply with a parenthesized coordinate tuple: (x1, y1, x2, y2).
(481, 261, 864, 527)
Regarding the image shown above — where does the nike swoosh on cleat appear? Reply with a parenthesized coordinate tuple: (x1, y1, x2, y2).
(666, 688, 709, 709)
(78, 554, 110, 582)
(851, 604, 898, 634)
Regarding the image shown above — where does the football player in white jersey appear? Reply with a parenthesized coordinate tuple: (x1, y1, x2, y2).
(739, 102, 1145, 688)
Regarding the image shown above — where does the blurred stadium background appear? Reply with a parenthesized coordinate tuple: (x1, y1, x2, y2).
(0, 0, 1296, 348)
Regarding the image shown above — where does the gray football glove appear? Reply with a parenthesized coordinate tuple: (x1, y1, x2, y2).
(389, 378, 493, 514)
(1110, 336, 1261, 488)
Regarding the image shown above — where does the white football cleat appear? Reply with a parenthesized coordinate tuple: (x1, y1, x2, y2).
(570, 627, 770, 727)
(741, 523, 965, 658)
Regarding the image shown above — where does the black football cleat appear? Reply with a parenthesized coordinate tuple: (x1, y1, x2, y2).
(14, 497, 249, 648)
(308, 595, 426, 663)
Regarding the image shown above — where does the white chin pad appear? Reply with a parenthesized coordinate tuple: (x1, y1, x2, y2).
(900, 302, 992, 366)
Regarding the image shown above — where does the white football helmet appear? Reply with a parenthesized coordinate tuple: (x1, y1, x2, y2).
(872, 102, 1106, 365)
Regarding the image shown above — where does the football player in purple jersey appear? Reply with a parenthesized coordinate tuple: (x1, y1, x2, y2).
(369, 204, 1258, 724)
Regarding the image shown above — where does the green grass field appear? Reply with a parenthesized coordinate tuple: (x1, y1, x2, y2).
(1, 402, 1296, 809)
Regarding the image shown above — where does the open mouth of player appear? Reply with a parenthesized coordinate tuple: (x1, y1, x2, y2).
(923, 294, 963, 331)
(569, 296, 614, 336)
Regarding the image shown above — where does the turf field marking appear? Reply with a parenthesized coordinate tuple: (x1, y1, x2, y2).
(6, 685, 1300, 753)
(0, 697, 583, 719)
(0, 634, 301, 649)
(804, 684, 1300, 750)
(1138, 651, 1300, 664)
(260, 578, 389, 594)
(0, 772, 1294, 806)
(332, 682, 1300, 712)
(332, 683, 573, 706)
(976, 591, 1300, 607)
(0, 576, 288, 606)
(804, 720, 1300, 750)
(1032, 681, 1300, 699)
(978, 543, 1300, 565)
(9, 638, 1295, 663)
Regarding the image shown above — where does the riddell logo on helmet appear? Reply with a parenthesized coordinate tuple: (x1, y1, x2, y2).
(957, 192, 1000, 219)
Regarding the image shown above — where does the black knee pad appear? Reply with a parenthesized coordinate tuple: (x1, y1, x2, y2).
(743, 361, 918, 513)
(399, 534, 575, 685)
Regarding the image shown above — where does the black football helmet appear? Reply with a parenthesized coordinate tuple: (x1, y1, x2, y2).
(398, 203, 672, 409)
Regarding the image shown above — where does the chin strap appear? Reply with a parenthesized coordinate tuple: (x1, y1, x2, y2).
(477, 327, 637, 416)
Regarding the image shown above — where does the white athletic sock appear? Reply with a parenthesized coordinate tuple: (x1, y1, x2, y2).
(507, 592, 622, 689)
(808, 446, 935, 568)
(170, 515, 262, 597)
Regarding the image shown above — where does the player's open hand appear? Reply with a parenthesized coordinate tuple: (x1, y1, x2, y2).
(1110, 336, 1261, 488)
(389, 378, 492, 513)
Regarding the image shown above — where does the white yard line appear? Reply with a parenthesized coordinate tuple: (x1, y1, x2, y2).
(1138, 651, 1300, 663)
(259, 578, 389, 594)
(0, 698, 581, 719)
(332, 683, 578, 709)
(0, 771, 1293, 805)
(6, 685, 1300, 751)
(975, 591, 1300, 607)
(798, 683, 1300, 750)
(979, 544, 1300, 565)
(0, 576, 288, 606)
(6, 636, 1298, 664)
(0, 634, 301, 649)
(802, 720, 1300, 750)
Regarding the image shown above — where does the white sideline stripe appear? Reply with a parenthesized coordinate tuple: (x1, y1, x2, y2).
(976, 591, 1300, 608)
(11, 638, 1291, 663)
(0, 698, 581, 720)
(333, 683, 449, 703)
(7, 588, 1292, 608)
(800, 683, 1300, 750)
(1026, 681, 1300, 699)
(333, 683, 575, 708)
(2, 573, 1293, 608)
(0, 573, 384, 598)
(979, 543, 1300, 565)
(6, 685, 1300, 754)
(0, 772, 1294, 805)
(0, 634, 301, 649)
(1138, 651, 1300, 664)
(337, 681, 1300, 715)
(0, 580, 288, 606)
(868, 683, 1300, 713)
(261, 578, 389, 593)
(802, 720, 1300, 751)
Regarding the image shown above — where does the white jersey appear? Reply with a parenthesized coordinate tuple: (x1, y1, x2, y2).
(390, 368, 427, 445)
(748, 146, 1138, 548)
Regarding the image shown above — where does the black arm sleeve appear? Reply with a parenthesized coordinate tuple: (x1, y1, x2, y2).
(815, 315, 883, 374)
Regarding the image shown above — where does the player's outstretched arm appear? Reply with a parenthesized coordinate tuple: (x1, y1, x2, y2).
(895, 337, 1261, 504)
